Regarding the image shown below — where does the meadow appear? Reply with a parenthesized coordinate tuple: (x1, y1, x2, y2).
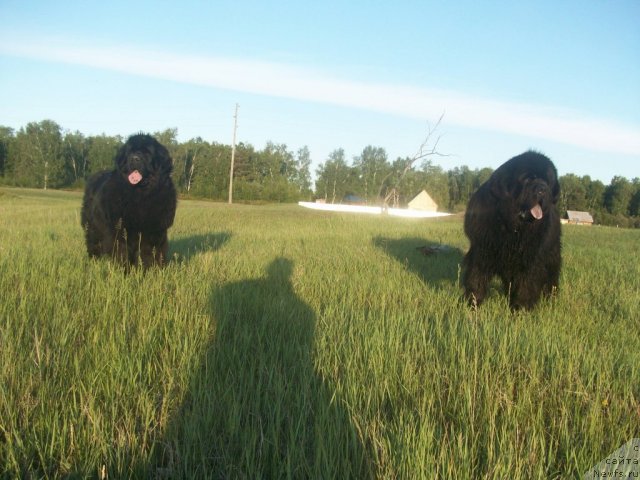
(0, 187, 638, 479)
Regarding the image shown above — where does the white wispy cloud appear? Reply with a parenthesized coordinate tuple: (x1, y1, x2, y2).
(2, 38, 639, 156)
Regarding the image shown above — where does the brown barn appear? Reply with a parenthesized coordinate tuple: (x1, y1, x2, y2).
(566, 210, 594, 226)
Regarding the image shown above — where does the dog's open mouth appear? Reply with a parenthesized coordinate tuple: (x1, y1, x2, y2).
(530, 203, 543, 220)
(520, 203, 544, 221)
(128, 170, 143, 185)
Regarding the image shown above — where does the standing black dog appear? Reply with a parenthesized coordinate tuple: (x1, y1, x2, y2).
(463, 151, 561, 310)
(81, 134, 177, 268)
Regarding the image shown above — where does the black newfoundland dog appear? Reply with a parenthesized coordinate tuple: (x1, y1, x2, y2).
(463, 151, 561, 310)
(81, 134, 177, 268)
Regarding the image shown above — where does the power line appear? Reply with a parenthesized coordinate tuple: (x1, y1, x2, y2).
(228, 103, 239, 204)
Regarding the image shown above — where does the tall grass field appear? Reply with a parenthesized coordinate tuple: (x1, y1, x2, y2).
(1, 187, 639, 479)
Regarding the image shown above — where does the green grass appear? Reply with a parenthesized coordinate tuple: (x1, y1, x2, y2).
(1, 187, 639, 479)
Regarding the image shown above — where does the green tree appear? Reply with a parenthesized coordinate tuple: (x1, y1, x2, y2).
(209, 142, 233, 200)
(353, 146, 389, 203)
(421, 160, 449, 211)
(315, 149, 352, 203)
(0, 126, 14, 179)
(174, 137, 209, 194)
(12, 120, 64, 188)
(385, 156, 420, 206)
(153, 128, 180, 160)
(62, 130, 88, 186)
(604, 176, 633, 216)
(86, 135, 122, 176)
(231, 143, 262, 202)
(177, 139, 230, 200)
(559, 174, 587, 214)
(447, 166, 475, 211)
(583, 176, 605, 213)
(629, 178, 640, 217)
(261, 142, 296, 181)
(295, 146, 313, 198)
(476, 167, 493, 188)
(443, 166, 493, 212)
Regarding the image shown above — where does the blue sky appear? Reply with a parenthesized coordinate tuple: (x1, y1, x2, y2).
(1, 0, 638, 184)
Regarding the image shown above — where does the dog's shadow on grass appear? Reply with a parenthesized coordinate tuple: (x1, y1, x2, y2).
(169, 231, 232, 264)
(373, 236, 465, 290)
(159, 257, 372, 477)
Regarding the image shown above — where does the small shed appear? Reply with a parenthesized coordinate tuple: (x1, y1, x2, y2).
(566, 210, 594, 225)
(408, 190, 438, 212)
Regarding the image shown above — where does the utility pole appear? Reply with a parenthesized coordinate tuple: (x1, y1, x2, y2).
(228, 103, 239, 204)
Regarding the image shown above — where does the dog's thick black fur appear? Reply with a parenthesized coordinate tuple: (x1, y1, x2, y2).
(81, 134, 177, 268)
(463, 151, 561, 310)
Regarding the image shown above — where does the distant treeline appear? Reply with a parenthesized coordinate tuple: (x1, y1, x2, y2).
(1, 120, 639, 227)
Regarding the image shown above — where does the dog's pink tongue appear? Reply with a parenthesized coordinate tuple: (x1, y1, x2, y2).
(128, 170, 142, 185)
(531, 204, 543, 220)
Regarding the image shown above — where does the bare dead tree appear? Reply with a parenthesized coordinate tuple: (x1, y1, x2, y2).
(379, 112, 448, 208)
(65, 133, 87, 183)
(184, 147, 200, 194)
(187, 162, 195, 193)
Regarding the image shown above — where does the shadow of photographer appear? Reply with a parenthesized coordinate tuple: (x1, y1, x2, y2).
(160, 257, 371, 478)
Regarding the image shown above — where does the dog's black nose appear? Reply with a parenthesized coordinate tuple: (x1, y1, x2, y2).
(534, 182, 548, 198)
(129, 153, 145, 169)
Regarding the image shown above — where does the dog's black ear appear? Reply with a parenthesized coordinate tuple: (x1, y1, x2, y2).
(114, 142, 128, 169)
(152, 145, 174, 175)
(489, 174, 509, 199)
(551, 180, 560, 204)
